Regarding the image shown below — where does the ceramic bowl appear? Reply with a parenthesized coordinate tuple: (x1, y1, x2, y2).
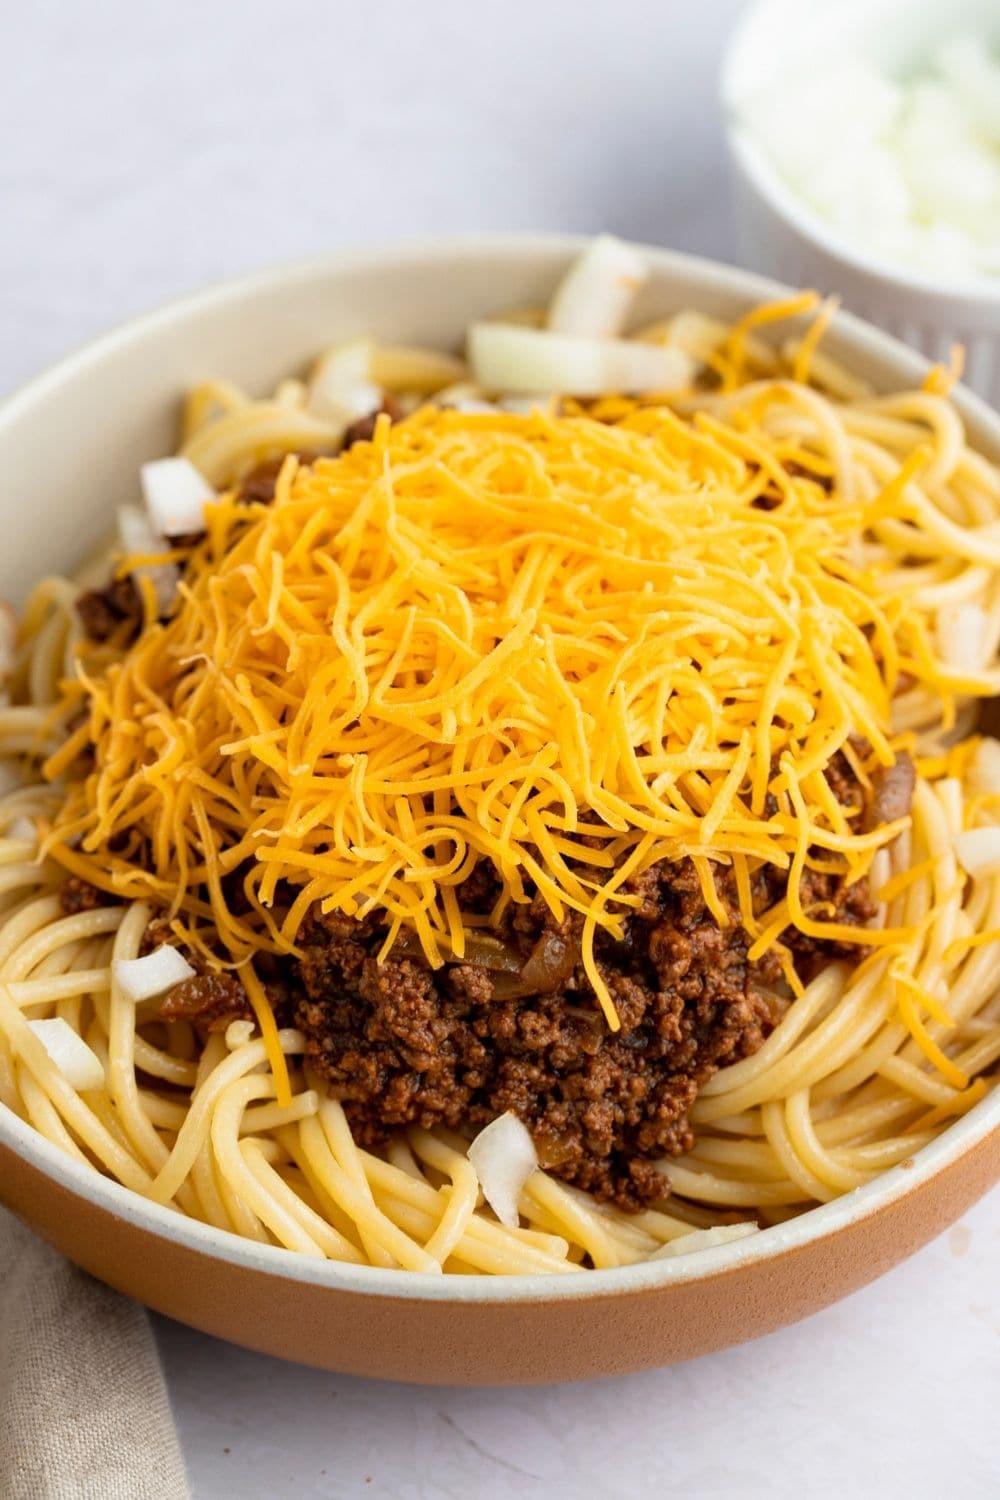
(1, 237, 998, 1384)
(722, 0, 1000, 405)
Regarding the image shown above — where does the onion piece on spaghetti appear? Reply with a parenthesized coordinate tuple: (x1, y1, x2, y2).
(546, 233, 648, 339)
(650, 1222, 759, 1259)
(117, 505, 179, 616)
(936, 603, 990, 674)
(954, 826, 1000, 879)
(467, 322, 693, 396)
(6, 816, 34, 841)
(141, 457, 214, 537)
(468, 1111, 538, 1228)
(28, 1018, 105, 1092)
(113, 945, 197, 1002)
(307, 340, 383, 426)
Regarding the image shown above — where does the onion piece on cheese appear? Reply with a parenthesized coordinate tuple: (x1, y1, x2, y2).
(113, 944, 197, 1003)
(468, 323, 693, 396)
(467, 1111, 538, 1228)
(547, 234, 649, 339)
(117, 505, 180, 616)
(6, 815, 35, 841)
(28, 1017, 105, 1092)
(141, 457, 215, 537)
(650, 1222, 759, 1260)
(954, 827, 1000, 880)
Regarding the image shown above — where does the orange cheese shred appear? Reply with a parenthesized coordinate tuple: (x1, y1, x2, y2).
(42, 397, 992, 1026)
(242, 963, 293, 1109)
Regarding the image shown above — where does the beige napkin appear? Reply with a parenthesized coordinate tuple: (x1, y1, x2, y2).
(0, 1208, 190, 1500)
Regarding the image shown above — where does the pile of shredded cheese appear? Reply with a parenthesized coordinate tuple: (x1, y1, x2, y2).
(42, 394, 989, 1028)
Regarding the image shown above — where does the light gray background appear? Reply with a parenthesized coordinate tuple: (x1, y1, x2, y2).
(2, 3, 998, 1497)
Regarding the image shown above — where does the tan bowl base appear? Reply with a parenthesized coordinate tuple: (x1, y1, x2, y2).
(2, 238, 1000, 1384)
(2, 1128, 997, 1385)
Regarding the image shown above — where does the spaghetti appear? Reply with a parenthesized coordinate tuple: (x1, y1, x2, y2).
(0, 241, 998, 1273)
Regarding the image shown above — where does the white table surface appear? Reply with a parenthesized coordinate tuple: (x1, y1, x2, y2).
(2, 2, 998, 1496)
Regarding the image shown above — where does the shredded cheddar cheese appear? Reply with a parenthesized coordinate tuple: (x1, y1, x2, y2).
(42, 394, 995, 1030)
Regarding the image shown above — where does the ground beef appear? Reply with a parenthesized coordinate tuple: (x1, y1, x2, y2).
(866, 750, 916, 831)
(293, 849, 875, 1210)
(782, 866, 877, 975)
(60, 578, 908, 1209)
(75, 577, 143, 645)
(59, 876, 119, 915)
(140, 918, 297, 1034)
(237, 456, 294, 506)
(237, 448, 335, 505)
(824, 748, 866, 815)
(342, 396, 403, 448)
(160, 973, 252, 1030)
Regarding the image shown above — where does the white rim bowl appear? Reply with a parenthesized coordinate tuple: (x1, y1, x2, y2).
(721, 0, 1000, 303)
(1, 234, 998, 1303)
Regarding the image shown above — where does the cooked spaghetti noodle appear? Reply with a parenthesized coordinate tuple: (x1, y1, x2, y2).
(0, 241, 998, 1273)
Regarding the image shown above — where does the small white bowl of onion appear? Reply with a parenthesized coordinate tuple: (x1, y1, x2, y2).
(723, 0, 1000, 404)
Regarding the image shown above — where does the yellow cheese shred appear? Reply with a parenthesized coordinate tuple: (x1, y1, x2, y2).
(41, 394, 993, 1028)
(243, 963, 293, 1108)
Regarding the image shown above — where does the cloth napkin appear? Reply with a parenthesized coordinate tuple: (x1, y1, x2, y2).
(0, 1208, 190, 1500)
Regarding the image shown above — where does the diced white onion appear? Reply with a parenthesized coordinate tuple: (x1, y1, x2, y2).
(307, 340, 383, 425)
(6, 815, 35, 841)
(936, 603, 989, 673)
(738, 40, 1000, 283)
(112, 944, 197, 1002)
(468, 323, 693, 396)
(141, 457, 214, 537)
(28, 1017, 105, 1092)
(650, 1222, 759, 1260)
(467, 1111, 538, 1228)
(954, 826, 1000, 880)
(969, 737, 1000, 797)
(546, 234, 649, 339)
(938, 35, 1000, 142)
(335, 380, 384, 422)
(117, 505, 179, 616)
(118, 503, 164, 556)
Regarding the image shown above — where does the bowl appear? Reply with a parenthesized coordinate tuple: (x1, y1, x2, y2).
(722, 0, 1000, 405)
(1, 236, 998, 1385)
